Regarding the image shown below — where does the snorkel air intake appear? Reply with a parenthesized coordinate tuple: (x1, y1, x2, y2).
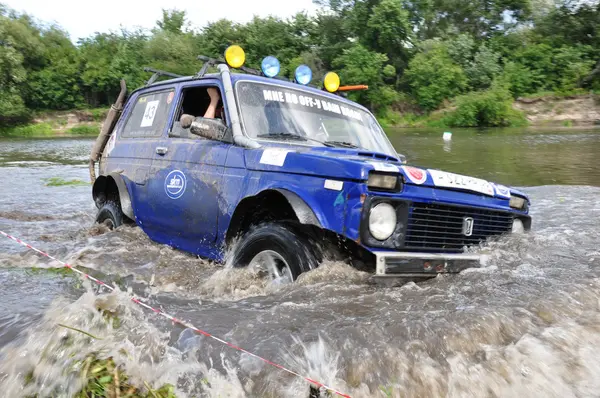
(89, 79, 127, 183)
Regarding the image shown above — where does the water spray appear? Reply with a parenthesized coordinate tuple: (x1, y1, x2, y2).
(0, 230, 350, 398)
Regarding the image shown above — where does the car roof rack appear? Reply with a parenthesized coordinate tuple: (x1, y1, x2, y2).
(143, 57, 369, 97)
(143, 67, 183, 86)
(196, 55, 261, 79)
(195, 55, 317, 87)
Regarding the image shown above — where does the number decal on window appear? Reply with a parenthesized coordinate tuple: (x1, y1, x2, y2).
(141, 100, 160, 127)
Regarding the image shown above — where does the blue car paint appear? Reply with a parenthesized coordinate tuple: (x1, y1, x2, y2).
(100, 72, 531, 265)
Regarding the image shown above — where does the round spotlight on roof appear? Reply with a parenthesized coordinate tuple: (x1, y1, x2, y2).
(224, 45, 245, 68)
(261, 56, 280, 78)
(294, 64, 312, 85)
(323, 71, 341, 92)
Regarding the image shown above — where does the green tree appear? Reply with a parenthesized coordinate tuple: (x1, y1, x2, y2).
(497, 61, 538, 98)
(332, 44, 398, 112)
(25, 27, 83, 110)
(363, 0, 413, 70)
(156, 9, 189, 34)
(403, 41, 467, 111)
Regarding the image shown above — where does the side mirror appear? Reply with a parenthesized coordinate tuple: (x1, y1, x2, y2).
(180, 114, 228, 141)
(397, 153, 407, 164)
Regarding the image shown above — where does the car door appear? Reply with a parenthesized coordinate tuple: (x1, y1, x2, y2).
(144, 80, 230, 258)
(104, 87, 176, 227)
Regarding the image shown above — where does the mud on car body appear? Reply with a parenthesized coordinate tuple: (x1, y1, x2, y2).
(89, 46, 531, 283)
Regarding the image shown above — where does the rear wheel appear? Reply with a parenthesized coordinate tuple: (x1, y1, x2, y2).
(95, 201, 123, 230)
(231, 223, 321, 283)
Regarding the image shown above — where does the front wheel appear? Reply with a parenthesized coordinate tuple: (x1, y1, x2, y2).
(95, 201, 123, 230)
(230, 223, 321, 283)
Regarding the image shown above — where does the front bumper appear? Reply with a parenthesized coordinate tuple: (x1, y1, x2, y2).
(374, 251, 482, 277)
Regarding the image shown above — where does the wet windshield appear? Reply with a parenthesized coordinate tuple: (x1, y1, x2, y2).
(235, 81, 397, 156)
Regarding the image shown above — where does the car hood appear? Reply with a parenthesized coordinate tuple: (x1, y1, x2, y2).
(244, 145, 528, 200)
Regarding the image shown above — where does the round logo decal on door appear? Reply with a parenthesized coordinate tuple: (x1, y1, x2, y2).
(165, 170, 187, 199)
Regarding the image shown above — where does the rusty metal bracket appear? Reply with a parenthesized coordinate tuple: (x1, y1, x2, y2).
(144, 67, 183, 86)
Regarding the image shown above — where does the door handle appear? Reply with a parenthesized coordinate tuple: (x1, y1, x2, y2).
(156, 147, 168, 155)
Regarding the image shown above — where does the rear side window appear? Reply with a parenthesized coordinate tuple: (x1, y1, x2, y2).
(120, 89, 175, 138)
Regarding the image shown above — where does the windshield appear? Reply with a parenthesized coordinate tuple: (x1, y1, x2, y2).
(235, 81, 397, 156)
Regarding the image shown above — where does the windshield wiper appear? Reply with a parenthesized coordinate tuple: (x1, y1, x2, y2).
(256, 133, 308, 142)
(257, 133, 361, 149)
(257, 133, 334, 147)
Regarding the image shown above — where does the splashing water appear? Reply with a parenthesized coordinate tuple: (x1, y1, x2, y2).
(3, 137, 600, 397)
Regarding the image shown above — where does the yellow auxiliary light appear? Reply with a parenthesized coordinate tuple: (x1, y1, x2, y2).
(323, 71, 340, 92)
(224, 45, 245, 68)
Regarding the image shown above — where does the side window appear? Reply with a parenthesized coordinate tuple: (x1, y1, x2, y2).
(170, 85, 226, 139)
(121, 89, 175, 138)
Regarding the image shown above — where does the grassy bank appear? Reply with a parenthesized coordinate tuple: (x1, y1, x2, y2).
(0, 124, 101, 138)
(0, 108, 107, 138)
(382, 90, 600, 129)
(2, 93, 599, 137)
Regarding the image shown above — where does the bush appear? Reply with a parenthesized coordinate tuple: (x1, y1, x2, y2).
(404, 41, 468, 111)
(441, 85, 527, 127)
(498, 62, 539, 98)
(88, 108, 109, 122)
(0, 123, 54, 137)
(67, 125, 100, 135)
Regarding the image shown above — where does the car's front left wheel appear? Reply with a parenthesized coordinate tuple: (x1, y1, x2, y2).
(230, 223, 321, 283)
(95, 201, 123, 230)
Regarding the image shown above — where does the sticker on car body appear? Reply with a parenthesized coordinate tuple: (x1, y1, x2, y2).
(401, 166, 427, 184)
(164, 170, 187, 199)
(105, 133, 116, 156)
(259, 149, 292, 167)
(324, 179, 343, 191)
(428, 169, 495, 196)
(369, 162, 399, 172)
(492, 183, 511, 198)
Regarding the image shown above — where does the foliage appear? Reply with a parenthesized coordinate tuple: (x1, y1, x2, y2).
(404, 41, 468, 111)
(0, 122, 53, 137)
(333, 44, 398, 111)
(45, 177, 90, 186)
(67, 125, 100, 135)
(68, 354, 177, 398)
(0, 0, 599, 129)
(441, 85, 528, 127)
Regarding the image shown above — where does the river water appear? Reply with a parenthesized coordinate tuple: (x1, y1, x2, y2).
(1, 128, 600, 397)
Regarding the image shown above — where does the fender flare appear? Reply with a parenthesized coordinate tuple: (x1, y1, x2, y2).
(272, 188, 321, 228)
(92, 173, 134, 220)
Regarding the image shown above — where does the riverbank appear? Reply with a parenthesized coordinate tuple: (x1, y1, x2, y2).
(0, 109, 107, 138)
(384, 93, 600, 129)
(2, 94, 599, 138)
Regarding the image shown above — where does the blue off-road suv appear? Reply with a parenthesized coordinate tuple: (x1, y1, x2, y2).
(89, 46, 531, 283)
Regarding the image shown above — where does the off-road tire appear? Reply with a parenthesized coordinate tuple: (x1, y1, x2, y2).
(231, 223, 321, 282)
(95, 201, 123, 230)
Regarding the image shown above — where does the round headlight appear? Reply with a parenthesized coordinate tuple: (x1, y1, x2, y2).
(369, 203, 397, 241)
(512, 218, 524, 234)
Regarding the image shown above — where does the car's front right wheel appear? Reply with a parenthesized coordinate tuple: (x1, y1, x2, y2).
(230, 223, 321, 283)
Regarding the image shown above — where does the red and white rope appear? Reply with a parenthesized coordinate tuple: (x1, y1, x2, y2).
(0, 230, 350, 397)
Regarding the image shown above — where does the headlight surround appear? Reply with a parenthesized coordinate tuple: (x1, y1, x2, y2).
(368, 203, 397, 241)
(367, 172, 400, 191)
(509, 195, 526, 210)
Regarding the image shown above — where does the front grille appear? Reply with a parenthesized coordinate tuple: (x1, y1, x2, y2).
(403, 202, 514, 252)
